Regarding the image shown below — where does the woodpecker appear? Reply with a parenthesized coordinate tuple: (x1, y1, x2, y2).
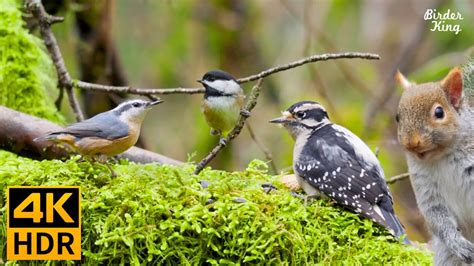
(34, 99, 162, 174)
(270, 101, 408, 243)
(198, 70, 245, 143)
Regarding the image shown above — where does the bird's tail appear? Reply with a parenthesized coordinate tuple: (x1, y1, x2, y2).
(380, 208, 410, 245)
(33, 132, 74, 144)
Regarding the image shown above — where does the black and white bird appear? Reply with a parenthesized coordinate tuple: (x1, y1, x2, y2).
(270, 101, 408, 243)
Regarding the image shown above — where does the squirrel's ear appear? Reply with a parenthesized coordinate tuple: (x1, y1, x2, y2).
(395, 70, 411, 90)
(441, 67, 463, 109)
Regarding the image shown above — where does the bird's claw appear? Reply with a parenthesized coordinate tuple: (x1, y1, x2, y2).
(210, 128, 221, 136)
(240, 109, 251, 117)
(219, 138, 228, 146)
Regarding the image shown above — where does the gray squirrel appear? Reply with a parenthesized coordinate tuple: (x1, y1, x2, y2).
(396, 66, 474, 265)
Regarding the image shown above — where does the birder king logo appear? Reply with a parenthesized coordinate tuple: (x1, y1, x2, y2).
(424, 9, 463, 35)
(7, 187, 81, 260)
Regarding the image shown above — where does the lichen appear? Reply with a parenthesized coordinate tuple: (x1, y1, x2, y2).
(0, 0, 64, 123)
(0, 150, 432, 265)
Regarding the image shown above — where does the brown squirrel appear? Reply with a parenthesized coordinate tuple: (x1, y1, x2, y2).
(396, 67, 474, 265)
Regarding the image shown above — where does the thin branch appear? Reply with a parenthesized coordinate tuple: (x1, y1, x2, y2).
(73, 53, 379, 96)
(245, 123, 278, 174)
(194, 79, 264, 175)
(26, 0, 84, 121)
(236, 53, 380, 84)
(74, 80, 204, 95)
(386, 173, 410, 184)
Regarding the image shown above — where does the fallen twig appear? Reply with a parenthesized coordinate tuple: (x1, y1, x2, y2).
(194, 79, 263, 174)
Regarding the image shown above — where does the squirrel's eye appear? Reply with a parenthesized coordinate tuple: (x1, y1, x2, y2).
(434, 106, 444, 119)
(395, 114, 400, 123)
(295, 111, 305, 119)
(132, 103, 141, 108)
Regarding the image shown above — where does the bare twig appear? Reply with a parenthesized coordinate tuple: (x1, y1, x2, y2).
(194, 79, 264, 175)
(386, 173, 410, 184)
(245, 123, 278, 174)
(26, 0, 84, 121)
(74, 81, 204, 95)
(236, 53, 380, 83)
(73, 53, 378, 96)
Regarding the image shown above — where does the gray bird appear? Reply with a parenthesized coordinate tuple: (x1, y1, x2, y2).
(35, 99, 162, 159)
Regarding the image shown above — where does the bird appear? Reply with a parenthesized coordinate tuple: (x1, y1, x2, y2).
(198, 70, 246, 144)
(34, 99, 163, 174)
(270, 101, 409, 243)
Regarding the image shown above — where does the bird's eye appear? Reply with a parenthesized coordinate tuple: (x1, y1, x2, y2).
(207, 77, 215, 82)
(132, 102, 141, 108)
(434, 106, 444, 119)
(395, 114, 400, 123)
(295, 111, 305, 119)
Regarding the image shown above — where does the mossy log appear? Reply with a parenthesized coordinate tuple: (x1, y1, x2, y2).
(0, 152, 432, 264)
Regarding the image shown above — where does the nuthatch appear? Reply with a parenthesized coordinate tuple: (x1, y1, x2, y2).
(198, 70, 245, 143)
(34, 99, 162, 158)
(270, 101, 409, 243)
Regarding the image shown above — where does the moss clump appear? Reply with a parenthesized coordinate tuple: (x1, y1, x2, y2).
(0, 0, 64, 123)
(0, 150, 432, 264)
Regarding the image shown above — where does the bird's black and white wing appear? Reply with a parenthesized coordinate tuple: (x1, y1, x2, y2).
(294, 124, 405, 238)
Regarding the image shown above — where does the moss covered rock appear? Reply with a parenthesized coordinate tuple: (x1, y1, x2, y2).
(0, 0, 64, 123)
(0, 150, 432, 264)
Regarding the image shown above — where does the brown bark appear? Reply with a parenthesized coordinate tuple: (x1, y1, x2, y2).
(0, 106, 182, 166)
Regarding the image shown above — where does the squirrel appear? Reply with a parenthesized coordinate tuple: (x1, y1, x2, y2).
(396, 66, 474, 265)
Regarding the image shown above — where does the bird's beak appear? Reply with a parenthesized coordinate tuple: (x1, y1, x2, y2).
(147, 99, 164, 107)
(196, 80, 204, 84)
(269, 111, 293, 124)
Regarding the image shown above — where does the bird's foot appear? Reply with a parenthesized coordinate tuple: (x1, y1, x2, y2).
(105, 162, 117, 177)
(304, 194, 320, 206)
(219, 138, 228, 146)
(240, 109, 251, 117)
(210, 128, 221, 136)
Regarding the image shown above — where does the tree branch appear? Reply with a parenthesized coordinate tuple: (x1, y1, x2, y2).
(25, 0, 84, 121)
(74, 80, 204, 95)
(0, 106, 182, 166)
(236, 53, 380, 83)
(72, 53, 379, 97)
(386, 173, 410, 184)
(194, 79, 263, 175)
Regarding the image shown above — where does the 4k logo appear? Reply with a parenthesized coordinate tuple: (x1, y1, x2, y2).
(7, 187, 81, 260)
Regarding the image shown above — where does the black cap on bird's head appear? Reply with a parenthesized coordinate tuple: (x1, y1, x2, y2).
(198, 70, 236, 83)
(197, 69, 241, 97)
(270, 101, 330, 138)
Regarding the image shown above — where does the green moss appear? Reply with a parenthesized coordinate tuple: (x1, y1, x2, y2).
(0, 150, 432, 264)
(0, 0, 64, 123)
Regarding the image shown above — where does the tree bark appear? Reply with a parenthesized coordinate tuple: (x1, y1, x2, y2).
(0, 106, 182, 165)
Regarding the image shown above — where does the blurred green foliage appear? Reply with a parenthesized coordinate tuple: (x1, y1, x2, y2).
(0, 150, 432, 264)
(0, 0, 64, 123)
